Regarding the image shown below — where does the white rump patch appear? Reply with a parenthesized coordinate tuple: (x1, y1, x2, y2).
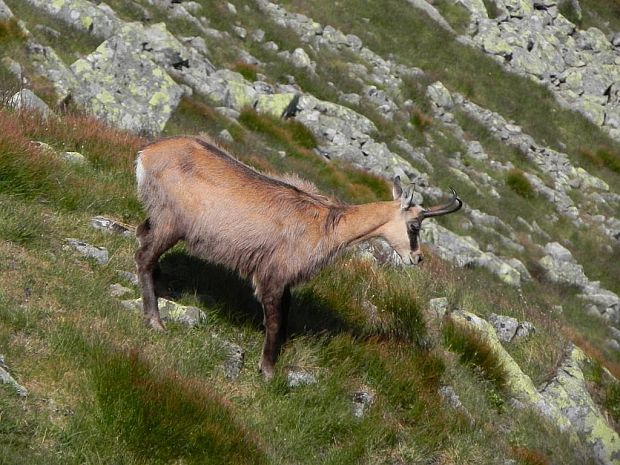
(135, 151, 145, 190)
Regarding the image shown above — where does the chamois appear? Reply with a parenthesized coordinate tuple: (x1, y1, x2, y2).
(135, 137, 462, 379)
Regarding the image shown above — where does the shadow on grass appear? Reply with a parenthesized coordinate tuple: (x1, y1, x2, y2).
(158, 249, 362, 338)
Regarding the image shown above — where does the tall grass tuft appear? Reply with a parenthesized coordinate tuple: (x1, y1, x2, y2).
(505, 168, 535, 199)
(442, 319, 507, 391)
(91, 347, 268, 465)
(231, 61, 259, 82)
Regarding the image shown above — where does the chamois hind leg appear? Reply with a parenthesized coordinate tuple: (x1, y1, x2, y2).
(135, 217, 180, 331)
(279, 286, 291, 345)
(257, 285, 288, 381)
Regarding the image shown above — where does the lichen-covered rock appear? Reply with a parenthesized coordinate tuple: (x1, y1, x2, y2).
(111, 22, 216, 94)
(449, 310, 570, 428)
(255, 93, 298, 118)
(70, 36, 183, 134)
(121, 298, 206, 327)
(23, 0, 122, 39)
(540, 345, 620, 465)
(27, 42, 80, 104)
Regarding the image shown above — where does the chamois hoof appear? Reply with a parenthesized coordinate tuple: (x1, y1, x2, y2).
(258, 362, 275, 382)
(146, 316, 166, 331)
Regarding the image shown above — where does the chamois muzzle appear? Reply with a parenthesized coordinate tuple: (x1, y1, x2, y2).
(421, 188, 463, 219)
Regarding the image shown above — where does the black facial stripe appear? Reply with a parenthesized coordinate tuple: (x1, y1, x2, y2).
(408, 229, 419, 250)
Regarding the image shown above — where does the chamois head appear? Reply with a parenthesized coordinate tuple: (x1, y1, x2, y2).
(386, 176, 463, 265)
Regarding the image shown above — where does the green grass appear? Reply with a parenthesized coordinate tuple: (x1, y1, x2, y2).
(506, 168, 535, 199)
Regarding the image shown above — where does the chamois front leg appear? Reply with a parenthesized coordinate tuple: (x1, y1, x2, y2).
(135, 218, 179, 331)
(257, 286, 289, 381)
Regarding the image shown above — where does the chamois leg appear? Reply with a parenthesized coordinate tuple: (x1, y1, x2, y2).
(135, 218, 179, 331)
(279, 286, 291, 345)
(258, 286, 287, 381)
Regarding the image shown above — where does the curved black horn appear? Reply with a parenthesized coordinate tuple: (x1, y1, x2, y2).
(422, 188, 463, 218)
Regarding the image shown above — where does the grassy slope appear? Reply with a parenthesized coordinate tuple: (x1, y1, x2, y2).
(0, 0, 619, 464)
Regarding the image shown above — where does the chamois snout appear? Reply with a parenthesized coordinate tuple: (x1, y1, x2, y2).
(407, 251, 424, 266)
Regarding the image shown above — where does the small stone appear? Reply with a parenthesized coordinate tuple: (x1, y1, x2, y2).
(232, 26, 246, 39)
(250, 29, 265, 42)
(61, 151, 87, 164)
(65, 238, 109, 265)
(287, 369, 317, 387)
(90, 216, 134, 237)
(606, 339, 620, 351)
(218, 129, 234, 143)
(226, 2, 237, 14)
(117, 270, 139, 286)
(108, 283, 132, 298)
(121, 298, 206, 327)
(352, 389, 375, 418)
(514, 321, 536, 339)
(428, 297, 449, 319)
(221, 340, 244, 380)
(488, 313, 519, 342)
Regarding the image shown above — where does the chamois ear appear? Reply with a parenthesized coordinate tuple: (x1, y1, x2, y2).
(392, 176, 403, 200)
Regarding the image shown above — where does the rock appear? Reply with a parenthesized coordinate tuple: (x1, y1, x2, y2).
(65, 238, 109, 265)
(1, 57, 25, 84)
(23, 0, 122, 39)
(438, 385, 474, 424)
(60, 151, 87, 164)
(514, 321, 536, 339)
(70, 35, 183, 135)
(90, 216, 134, 237)
(428, 297, 449, 319)
(421, 221, 521, 286)
(539, 243, 589, 287)
(0, 0, 13, 19)
(108, 283, 133, 298)
(0, 355, 27, 397)
(405, 0, 456, 33)
(488, 313, 519, 342)
(218, 129, 234, 143)
(226, 2, 237, 14)
(27, 42, 79, 105)
(121, 298, 206, 327)
(290, 47, 315, 71)
(427, 82, 454, 110)
(250, 28, 265, 42)
(287, 369, 317, 387)
(449, 310, 569, 429)
(540, 345, 620, 465)
(116, 270, 139, 286)
(232, 25, 247, 39)
(255, 93, 298, 118)
(352, 388, 375, 418)
(606, 339, 620, 352)
(8, 89, 53, 119)
(220, 340, 244, 380)
(356, 238, 404, 267)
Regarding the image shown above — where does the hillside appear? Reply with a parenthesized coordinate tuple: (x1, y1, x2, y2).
(0, 0, 619, 464)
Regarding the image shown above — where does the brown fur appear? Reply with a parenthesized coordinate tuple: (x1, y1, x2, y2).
(134, 136, 460, 379)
